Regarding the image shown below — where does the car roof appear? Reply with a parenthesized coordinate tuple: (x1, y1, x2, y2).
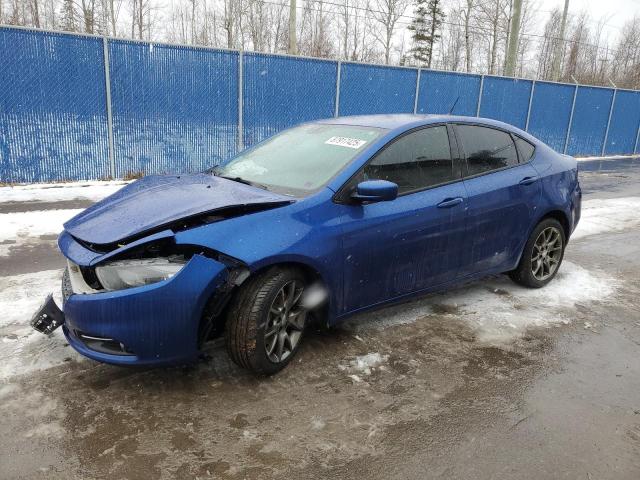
(318, 113, 524, 133)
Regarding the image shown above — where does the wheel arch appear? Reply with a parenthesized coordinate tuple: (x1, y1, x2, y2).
(512, 208, 571, 271)
(538, 209, 571, 240)
(204, 257, 333, 338)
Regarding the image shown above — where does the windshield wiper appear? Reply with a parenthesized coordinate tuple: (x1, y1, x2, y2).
(216, 174, 270, 191)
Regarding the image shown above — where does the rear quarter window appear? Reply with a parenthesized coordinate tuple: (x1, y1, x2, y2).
(514, 136, 536, 162)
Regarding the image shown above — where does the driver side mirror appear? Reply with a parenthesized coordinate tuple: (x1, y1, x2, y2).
(351, 180, 398, 203)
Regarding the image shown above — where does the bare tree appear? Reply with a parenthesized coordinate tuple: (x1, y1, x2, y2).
(476, 0, 508, 75)
(460, 0, 478, 72)
(370, 0, 410, 64)
(611, 16, 640, 89)
(440, 6, 464, 71)
(129, 0, 155, 40)
(28, 0, 41, 28)
(221, 0, 241, 48)
(103, 0, 119, 36)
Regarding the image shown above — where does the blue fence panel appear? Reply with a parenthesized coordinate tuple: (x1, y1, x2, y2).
(417, 70, 481, 116)
(604, 90, 640, 155)
(108, 40, 238, 176)
(0, 28, 109, 182)
(243, 53, 337, 147)
(567, 86, 615, 156)
(339, 63, 417, 116)
(527, 81, 575, 152)
(479, 77, 533, 129)
(2, 27, 640, 183)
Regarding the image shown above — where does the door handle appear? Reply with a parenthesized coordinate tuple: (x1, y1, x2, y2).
(437, 197, 464, 208)
(519, 176, 538, 186)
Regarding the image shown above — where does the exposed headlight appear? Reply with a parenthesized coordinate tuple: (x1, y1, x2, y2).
(95, 256, 187, 291)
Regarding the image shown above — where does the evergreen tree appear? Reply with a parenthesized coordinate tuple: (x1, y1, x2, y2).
(408, 0, 444, 68)
(60, 0, 77, 32)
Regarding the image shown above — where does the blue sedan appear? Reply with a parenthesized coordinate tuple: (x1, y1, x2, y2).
(34, 114, 581, 374)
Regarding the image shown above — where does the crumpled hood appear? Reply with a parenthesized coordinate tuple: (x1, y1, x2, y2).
(64, 174, 293, 245)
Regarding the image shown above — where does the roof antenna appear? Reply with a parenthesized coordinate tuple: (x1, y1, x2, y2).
(448, 96, 460, 115)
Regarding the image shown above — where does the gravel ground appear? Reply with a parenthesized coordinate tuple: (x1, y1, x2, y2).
(0, 165, 639, 479)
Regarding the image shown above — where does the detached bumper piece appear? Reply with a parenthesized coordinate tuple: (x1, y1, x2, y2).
(31, 294, 65, 335)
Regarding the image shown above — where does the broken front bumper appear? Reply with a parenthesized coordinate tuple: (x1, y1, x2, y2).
(60, 254, 229, 366)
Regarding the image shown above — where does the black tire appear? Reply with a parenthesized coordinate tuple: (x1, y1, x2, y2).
(509, 218, 566, 288)
(225, 267, 307, 375)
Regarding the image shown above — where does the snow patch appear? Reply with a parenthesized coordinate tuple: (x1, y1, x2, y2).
(341, 352, 389, 376)
(573, 197, 640, 240)
(0, 209, 81, 256)
(0, 270, 82, 380)
(0, 180, 128, 204)
(348, 261, 616, 344)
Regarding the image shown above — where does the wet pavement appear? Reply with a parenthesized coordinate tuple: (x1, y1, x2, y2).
(1, 164, 640, 479)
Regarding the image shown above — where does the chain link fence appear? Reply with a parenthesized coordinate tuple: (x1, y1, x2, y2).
(1, 25, 640, 183)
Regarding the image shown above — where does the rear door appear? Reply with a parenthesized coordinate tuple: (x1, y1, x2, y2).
(454, 124, 541, 276)
(339, 125, 467, 314)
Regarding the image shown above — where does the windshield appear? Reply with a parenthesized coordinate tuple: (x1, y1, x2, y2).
(212, 123, 385, 196)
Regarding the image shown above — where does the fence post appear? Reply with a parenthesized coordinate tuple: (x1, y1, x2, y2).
(476, 75, 485, 117)
(634, 122, 640, 155)
(525, 80, 535, 132)
(564, 84, 578, 155)
(601, 89, 616, 156)
(333, 60, 342, 117)
(238, 50, 244, 151)
(413, 68, 421, 114)
(102, 37, 115, 179)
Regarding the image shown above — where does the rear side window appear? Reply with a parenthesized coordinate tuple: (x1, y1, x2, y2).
(514, 136, 535, 162)
(456, 125, 518, 176)
(363, 126, 455, 194)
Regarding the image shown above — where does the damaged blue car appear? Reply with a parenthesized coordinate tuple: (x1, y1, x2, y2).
(31, 114, 581, 374)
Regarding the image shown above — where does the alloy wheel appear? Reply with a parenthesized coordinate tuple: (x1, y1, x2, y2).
(264, 280, 306, 363)
(531, 226, 563, 281)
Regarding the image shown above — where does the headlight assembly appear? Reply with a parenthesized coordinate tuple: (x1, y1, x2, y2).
(95, 256, 187, 291)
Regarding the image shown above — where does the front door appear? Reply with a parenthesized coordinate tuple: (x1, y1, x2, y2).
(339, 125, 467, 314)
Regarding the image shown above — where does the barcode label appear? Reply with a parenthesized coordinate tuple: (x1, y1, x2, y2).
(325, 136, 368, 149)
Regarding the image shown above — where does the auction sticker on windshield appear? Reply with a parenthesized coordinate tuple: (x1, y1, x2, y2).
(325, 136, 368, 149)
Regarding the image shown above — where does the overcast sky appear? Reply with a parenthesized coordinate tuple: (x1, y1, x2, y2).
(540, 0, 640, 41)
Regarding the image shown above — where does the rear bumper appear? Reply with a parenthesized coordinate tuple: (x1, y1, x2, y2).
(570, 181, 582, 235)
(62, 254, 228, 366)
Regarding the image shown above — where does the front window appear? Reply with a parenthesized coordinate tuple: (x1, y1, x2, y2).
(362, 125, 455, 194)
(213, 123, 385, 196)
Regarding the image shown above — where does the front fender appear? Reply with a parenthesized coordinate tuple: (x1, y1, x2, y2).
(175, 190, 346, 318)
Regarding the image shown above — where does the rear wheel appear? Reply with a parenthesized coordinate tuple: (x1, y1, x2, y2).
(225, 267, 307, 375)
(509, 218, 566, 288)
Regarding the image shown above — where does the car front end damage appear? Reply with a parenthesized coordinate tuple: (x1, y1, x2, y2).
(32, 230, 249, 366)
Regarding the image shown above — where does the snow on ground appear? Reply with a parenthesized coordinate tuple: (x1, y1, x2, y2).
(340, 353, 389, 377)
(0, 209, 82, 256)
(347, 260, 616, 344)
(572, 197, 640, 240)
(0, 269, 83, 380)
(0, 180, 128, 204)
(339, 352, 389, 382)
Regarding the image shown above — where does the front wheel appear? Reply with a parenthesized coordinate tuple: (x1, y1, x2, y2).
(509, 218, 566, 288)
(225, 267, 307, 375)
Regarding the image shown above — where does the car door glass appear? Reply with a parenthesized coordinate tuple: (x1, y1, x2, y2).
(362, 126, 455, 195)
(457, 125, 518, 176)
(514, 136, 535, 162)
